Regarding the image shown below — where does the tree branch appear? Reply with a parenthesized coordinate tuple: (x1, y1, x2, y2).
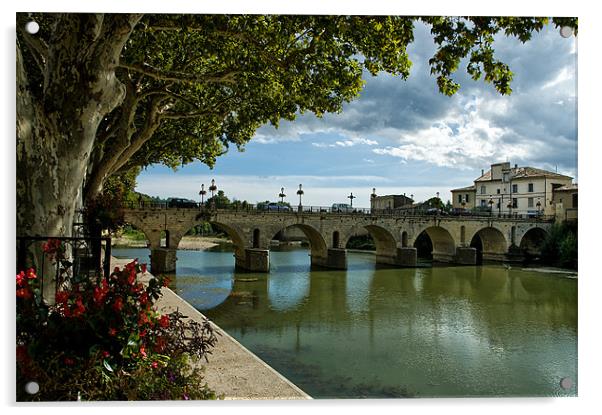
(119, 63, 239, 84)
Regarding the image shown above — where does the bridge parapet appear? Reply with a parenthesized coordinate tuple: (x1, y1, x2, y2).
(122, 206, 554, 273)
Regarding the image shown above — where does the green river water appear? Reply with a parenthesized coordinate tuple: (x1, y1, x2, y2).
(113, 246, 577, 398)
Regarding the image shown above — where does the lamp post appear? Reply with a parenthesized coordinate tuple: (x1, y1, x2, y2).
(536, 199, 542, 217)
(209, 179, 217, 210)
(296, 184, 304, 212)
(348, 192, 356, 207)
(279, 187, 286, 204)
(199, 183, 207, 206)
(371, 188, 377, 213)
(488, 195, 494, 217)
(507, 201, 513, 218)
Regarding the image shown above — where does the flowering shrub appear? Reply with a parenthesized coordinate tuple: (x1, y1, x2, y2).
(17, 242, 218, 401)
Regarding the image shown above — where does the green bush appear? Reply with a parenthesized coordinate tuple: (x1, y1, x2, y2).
(539, 222, 578, 269)
(17, 240, 219, 401)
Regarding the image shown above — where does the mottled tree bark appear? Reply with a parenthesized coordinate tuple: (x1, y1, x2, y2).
(16, 14, 142, 238)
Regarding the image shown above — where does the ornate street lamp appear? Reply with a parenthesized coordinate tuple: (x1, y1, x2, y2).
(279, 187, 286, 204)
(199, 183, 207, 206)
(488, 195, 494, 216)
(209, 179, 217, 209)
(536, 199, 542, 217)
(348, 192, 356, 207)
(296, 184, 304, 211)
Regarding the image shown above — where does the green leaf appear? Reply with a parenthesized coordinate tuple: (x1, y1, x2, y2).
(103, 359, 114, 372)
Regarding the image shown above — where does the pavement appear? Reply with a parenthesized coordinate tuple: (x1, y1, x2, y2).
(112, 257, 311, 400)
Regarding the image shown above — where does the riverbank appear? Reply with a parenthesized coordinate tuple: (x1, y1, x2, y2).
(112, 235, 231, 251)
(111, 257, 311, 400)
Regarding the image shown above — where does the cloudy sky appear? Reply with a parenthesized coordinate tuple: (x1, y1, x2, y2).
(137, 20, 577, 208)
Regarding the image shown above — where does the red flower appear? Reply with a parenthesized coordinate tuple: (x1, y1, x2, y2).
(16, 271, 25, 287)
(108, 327, 117, 336)
(16, 288, 32, 299)
(72, 297, 86, 317)
(127, 270, 136, 285)
(139, 292, 149, 305)
(139, 346, 147, 358)
(55, 291, 69, 304)
(101, 350, 110, 358)
(138, 312, 149, 326)
(151, 361, 158, 369)
(159, 315, 170, 329)
(112, 296, 124, 312)
(64, 357, 75, 366)
(140, 329, 147, 337)
(153, 336, 166, 353)
(26, 268, 37, 279)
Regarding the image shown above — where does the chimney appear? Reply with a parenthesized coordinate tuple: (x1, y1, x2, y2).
(481, 169, 484, 176)
(514, 164, 518, 169)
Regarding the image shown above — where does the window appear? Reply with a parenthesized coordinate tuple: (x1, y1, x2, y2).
(528, 198, 534, 208)
(480, 200, 486, 207)
(497, 188, 500, 194)
(573, 193, 578, 208)
(465, 194, 470, 203)
(528, 183, 534, 192)
(503, 172, 509, 182)
(458, 194, 462, 203)
(512, 198, 518, 208)
(480, 185, 486, 195)
(512, 184, 518, 193)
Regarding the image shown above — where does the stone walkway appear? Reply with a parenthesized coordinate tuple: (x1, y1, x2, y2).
(112, 258, 311, 400)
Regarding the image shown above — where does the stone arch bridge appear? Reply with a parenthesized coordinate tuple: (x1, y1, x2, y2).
(122, 207, 553, 273)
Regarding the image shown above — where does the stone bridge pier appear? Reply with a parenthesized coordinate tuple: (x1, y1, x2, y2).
(122, 208, 553, 274)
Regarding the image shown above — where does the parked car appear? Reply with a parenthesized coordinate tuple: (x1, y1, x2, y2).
(264, 202, 290, 212)
(450, 207, 471, 216)
(425, 208, 448, 215)
(167, 198, 197, 208)
(331, 203, 354, 213)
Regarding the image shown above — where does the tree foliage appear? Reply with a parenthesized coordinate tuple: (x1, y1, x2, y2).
(16, 14, 577, 220)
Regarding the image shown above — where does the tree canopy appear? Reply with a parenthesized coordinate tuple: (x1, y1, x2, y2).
(16, 14, 577, 236)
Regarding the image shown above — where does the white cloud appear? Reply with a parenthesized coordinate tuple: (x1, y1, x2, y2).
(370, 96, 534, 169)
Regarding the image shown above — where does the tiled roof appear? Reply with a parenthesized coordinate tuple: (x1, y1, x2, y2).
(451, 185, 476, 192)
(475, 166, 573, 182)
(554, 183, 578, 191)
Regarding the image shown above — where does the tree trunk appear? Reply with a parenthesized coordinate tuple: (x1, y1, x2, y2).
(16, 14, 142, 300)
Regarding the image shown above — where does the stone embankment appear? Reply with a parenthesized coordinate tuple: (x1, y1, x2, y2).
(112, 257, 311, 400)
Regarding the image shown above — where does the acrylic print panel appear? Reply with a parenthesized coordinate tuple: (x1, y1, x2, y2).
(16, 13, 578, 401)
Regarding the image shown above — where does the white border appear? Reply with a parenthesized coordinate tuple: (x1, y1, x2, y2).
(2, 1, 599, 414)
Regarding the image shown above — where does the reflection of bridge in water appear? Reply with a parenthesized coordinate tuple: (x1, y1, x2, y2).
(123, 206, 553, 273)
(188, 265, 576, 347)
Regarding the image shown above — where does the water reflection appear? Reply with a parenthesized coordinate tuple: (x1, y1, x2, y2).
(112, 247, 577, 398)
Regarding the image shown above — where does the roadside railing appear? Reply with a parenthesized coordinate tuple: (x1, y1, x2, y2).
(16, 236, 112, 300)
(123, 201, 554, 222)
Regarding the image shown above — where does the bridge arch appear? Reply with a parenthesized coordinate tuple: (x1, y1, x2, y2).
(519, 227, 548, 256)
(341, 224, 398, 259)
(121, 216, 160, 248)
(269, 223, 329, 262)
(413, 226, 456, 262)
(171, 219, 249, 262)
(468, 226, 508, 263)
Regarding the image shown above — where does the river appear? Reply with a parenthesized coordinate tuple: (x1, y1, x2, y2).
(112, 246, 577, 398)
